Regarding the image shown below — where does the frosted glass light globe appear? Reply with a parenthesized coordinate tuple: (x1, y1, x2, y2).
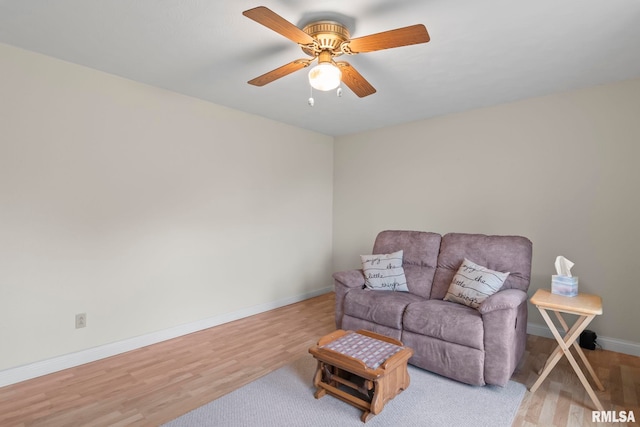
(308, 63, 342, 91)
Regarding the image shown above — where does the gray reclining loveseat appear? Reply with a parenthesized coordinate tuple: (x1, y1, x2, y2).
(333, 230, 533, 386)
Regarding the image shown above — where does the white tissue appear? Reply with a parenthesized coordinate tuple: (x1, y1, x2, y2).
(554, 256, 574, 277)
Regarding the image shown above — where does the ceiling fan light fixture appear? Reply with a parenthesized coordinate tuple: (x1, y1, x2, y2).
(308, 62, 342, 91)
(243, 7, 430, 98)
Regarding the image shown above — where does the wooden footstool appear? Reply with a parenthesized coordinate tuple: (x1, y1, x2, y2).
(308, 329, 413, 423)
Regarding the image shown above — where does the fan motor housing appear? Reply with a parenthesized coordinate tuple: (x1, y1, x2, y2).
(302, 21, 350, 56)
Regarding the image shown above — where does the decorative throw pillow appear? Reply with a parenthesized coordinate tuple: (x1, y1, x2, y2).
(444, 258, 509, 309)
(361, 250, 409, 292)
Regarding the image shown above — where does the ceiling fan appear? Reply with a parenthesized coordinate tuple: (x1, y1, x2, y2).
(243, 6, 430, 98)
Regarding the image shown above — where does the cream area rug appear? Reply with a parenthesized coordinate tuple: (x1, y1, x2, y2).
(163, 356, 526, 427)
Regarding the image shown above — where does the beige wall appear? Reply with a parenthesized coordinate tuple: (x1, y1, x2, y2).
(334, 78, 640, 344)
(0, 43, 334, 371)
(2, 39, 639, 374)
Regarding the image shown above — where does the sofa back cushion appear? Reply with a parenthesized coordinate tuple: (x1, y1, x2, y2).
(430, 233, 533, 300)
(372, 230, 442, 299)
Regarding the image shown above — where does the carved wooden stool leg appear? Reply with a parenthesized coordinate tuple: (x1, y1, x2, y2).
(313, 361, 326, 399)
(361, 410, 374, 423)
(369, 381, 383, 415)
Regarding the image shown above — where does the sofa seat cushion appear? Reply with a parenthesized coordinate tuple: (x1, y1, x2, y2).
(343, 289, 425, 329)
(403, 300, 484, 350)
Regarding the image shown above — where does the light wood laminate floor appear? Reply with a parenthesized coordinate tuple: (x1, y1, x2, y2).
(1, 292, 638, 426)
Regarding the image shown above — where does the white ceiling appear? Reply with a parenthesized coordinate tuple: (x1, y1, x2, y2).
(1, 0, 639, 137)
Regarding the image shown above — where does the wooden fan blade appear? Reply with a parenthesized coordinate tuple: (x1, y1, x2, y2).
(248, 59, 311, 86)
(243, 6, 315, 46)
(336, 62, 376, 98)
(347, 24, 430, 53)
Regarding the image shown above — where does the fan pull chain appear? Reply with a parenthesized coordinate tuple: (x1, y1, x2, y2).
(308, 85, 343, 106)
(308, 86, 315, 107)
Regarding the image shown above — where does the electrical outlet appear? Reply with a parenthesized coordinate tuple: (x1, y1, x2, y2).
(75, 313, 87, 329)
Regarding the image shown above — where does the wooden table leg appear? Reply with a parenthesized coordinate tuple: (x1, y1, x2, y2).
(536, 314, 585, 376)
(530, 308, 604, 411)
(553, 311, 605, 392)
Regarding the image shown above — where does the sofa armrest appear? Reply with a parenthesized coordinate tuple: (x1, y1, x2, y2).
(478, 289, 527, 314)
(333, 270, 365, 329)
(480, 288, 529, 386)
(333, 269, 365, 289)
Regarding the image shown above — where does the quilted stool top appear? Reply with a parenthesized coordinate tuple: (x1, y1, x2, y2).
(321, 331, 404, 369)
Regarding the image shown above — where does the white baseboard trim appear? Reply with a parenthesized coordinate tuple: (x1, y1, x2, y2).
(527, 322, 640, 357)
(0, 287, 333, 388)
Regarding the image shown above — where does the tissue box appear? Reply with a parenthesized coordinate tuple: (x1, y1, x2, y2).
(551, 275, 578, 297)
